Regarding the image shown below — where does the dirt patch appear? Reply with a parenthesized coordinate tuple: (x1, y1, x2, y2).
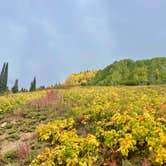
(0, 132, 35, 154)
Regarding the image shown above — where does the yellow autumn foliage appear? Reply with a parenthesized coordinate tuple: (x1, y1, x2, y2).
(31, 86, 166, 165)
(64, 71, 97, 86)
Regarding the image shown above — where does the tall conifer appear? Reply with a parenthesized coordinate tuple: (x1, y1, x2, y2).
(0, 63, 8, 93)
(12, 79, 19, 93)
(4, 63, 8, 91)
(29, 77, 36, 92)
(33, 77, 36, 91)
(0, 63, 6, 82)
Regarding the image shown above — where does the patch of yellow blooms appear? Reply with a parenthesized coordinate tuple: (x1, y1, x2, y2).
(0, 90, 46, 113)
(64, 71, 96, 86)
(29, 86, 166, 165)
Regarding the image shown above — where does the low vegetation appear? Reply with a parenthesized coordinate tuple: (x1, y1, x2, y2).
(1, 86, 165, 165)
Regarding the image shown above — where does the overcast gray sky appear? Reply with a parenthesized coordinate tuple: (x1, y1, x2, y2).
(0, 0, 166, 88)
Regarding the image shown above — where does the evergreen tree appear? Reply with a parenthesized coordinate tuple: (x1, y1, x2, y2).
(21, 88, 28, 92)
(0, 63, 6, 82)
(0, 63, 6, 93)
(29, 77, 36, 92)
(4, 63, 8, 91)
(12, 79, 19, 93)
(29, 82, 33, 92)
(0, 63, 8, 93)
(4, 63, 9, 89)
(33, 77, 36, 91)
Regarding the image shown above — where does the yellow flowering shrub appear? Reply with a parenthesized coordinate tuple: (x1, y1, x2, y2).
(0, 91, 46, 114)
(32, 86, 166, 165)
(31, 119, 99, 166)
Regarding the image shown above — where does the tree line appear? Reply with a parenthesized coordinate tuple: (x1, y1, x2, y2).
(1, 57, 166, 94)
(0, 62, 37, 94)
(63, 57, 166, 86)
(90, 57, 166, 86)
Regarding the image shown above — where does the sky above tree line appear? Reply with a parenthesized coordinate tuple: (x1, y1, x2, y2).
(0, 0, 166, 88)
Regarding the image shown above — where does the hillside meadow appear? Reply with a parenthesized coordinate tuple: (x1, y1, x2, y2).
(0, 85, 166, 166)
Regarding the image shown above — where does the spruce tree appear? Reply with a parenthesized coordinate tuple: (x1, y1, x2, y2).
(21, 88, 28, 92)
(33, 77, 36, 91)
(29, 77, 36, 92)
(29, 82, 33, 92)
(12, 79, 19, 93)
(0, 63, 6, 93)
(0, 63, 6, 82)
(0, 63, 8, 93)
(4, 63, 8, 91)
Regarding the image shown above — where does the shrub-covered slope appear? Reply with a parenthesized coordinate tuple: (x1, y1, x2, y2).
(31, 86, 166, 166)
(0, 86, 166, 165)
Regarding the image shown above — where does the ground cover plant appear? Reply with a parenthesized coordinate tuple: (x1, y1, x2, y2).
(0, 90, 63, 166)
(0, 86, 166, 165)
(0, 90, 46, 114)
(30, 86, 166, 166)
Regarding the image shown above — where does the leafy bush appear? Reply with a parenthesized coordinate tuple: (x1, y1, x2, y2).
(31, 86, 166, 165)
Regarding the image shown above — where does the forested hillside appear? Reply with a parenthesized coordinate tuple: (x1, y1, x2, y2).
(90, 57, 166, 86)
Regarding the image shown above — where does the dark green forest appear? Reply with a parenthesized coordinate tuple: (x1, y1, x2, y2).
(90, 57, 166, 86)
